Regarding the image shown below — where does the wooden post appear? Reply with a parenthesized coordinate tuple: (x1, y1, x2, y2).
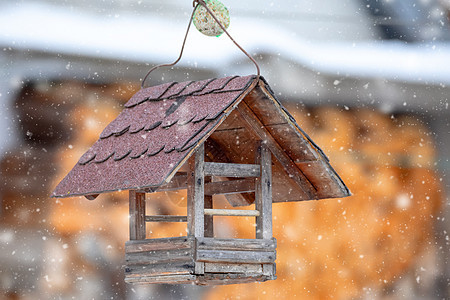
(129, 190, 146, 240)
(255, 142, 273, 240)
(187, 144, 206, 274)
(204, 177, 214, 238)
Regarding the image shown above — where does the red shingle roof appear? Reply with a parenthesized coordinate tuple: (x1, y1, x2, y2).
(52, 75, 258, 197)
(52, 75, 350, 202)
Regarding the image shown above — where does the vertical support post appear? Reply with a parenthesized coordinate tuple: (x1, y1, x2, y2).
(129, 190, 146, 240)
(204, 177, 214, 237)
(187, 144, 205, 274)
(255, 141, 273, 240)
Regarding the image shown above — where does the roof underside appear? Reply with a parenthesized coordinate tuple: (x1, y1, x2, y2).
(52, 75, 350, 202)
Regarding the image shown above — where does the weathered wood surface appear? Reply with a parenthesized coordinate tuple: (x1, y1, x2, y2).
(196, 237, 276, 251)
(204, 162, 260, 177)
(125, 236, 193, 253)
(263, 263, 276, 276)
(204, 178, 256, 195)
(196, 249, 276, 264)
(149, 173, 187, 193)
(187, 144, 205, 238)
(266, 124, 317, 162)
(144, 215, 187, 223)
(142, 177, 256, 196)
(195, 273, 275, 286)
(204, 176, 214, 237)
(125, 261, 194, 276)
(187, 145, 205, 274)
(255, 142, 273, 239)
(297, 160, 351, 198)
(204, 262, 263, 274)
(205, 136, 255, 206)
(204, 209, 260, 217)
(237, 100, 317, 199)
(125, 274, 196, 284)
(126, 248, 193, 265)
(129, 190, 146, 240)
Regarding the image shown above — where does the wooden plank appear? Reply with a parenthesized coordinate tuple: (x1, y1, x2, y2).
(187, 144, 205, 238)
(125, 237, 193, 253)
(204, 209, 260, 217)
(196, 237, 276, 251)
(153, 173, 187, 192)
(204, 178, 256, 195)
(145, 215, 187, 223)
(262, 263, 276, 276)
(204, 177, 214, 238)
(205, 135, 256, 206)
(196, 273, 275, 285)
(204, 162, 260, 177)
(296, 160, 351, 198)
(144, 177, 256, 196)
(237, 101, 317, 199)
(125, 273, 196, 284)
(204, 262, 263, 274)
(126, 248, 193, 265)
(187, 144, 205, 274)
(196, 249, 276, 264)
(256, 142, 273, 239)
(125, 261, 194, 276)
(129, 190, 146, 240)
(265, 124, 317, 162)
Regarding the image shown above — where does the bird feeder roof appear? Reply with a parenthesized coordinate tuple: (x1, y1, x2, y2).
(52, 75, 350, 202)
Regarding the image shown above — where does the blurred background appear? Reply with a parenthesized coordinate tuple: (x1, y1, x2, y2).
(0, 0, 449, 299)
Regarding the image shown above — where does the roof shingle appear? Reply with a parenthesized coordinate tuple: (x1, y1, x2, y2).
(53, 75, 257, 197)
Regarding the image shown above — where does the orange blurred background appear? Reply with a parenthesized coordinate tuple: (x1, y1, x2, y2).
(0, 80, 444, 299)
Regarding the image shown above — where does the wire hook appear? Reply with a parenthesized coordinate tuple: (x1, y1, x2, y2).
(141, 0, 260, 89)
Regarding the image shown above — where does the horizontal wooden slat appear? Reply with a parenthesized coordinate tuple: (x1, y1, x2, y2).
(125, 274, 196, 284)
(204, 178, 256, 195)
(196, 249, 276, 264)
(204, 162, 260, 177)
(126, 248, 193, 265)
(125, 236, 193, 253)
(204, 209, 260, 217)
(204, 262, 263, 274)
(196, 273, 274, 285)
(196, 237, 277, 251)
(145, 215, 187, 222)
(125, 261, 194, 277)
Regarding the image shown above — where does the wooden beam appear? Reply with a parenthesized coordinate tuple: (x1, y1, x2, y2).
(196, 249, 276, 264)
(145, 215, 187, 222)
(187, 144, 205, 274)
(255, 142, 273, 239)
(205, 137, 256, 206)
(204, 177, 214, 238)
(237, 101, 316, 199)
(129, 190, 146, 240)
(204, 209, 260, 217)
(196, 237, 276, 251)
(204, 178, 256, 196)
(187, 144, 205, 238)
(204, 162, 260, 177)
(125, 236, 193, 253)
(144, 177, 256, 196)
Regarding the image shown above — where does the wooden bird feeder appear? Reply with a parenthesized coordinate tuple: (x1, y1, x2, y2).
(52, 75, 350, 285)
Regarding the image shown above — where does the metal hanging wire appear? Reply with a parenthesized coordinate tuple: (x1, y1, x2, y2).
(141, 0, 260, 89)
